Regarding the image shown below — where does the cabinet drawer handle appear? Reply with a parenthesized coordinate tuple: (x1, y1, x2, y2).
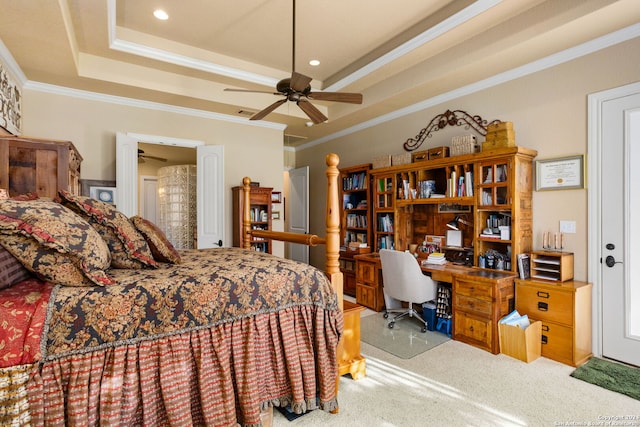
(537, 302, 548, 311)
(537, 291, 550, 298)
(541, 335, 548, 345)
(542, 325, 549, 332)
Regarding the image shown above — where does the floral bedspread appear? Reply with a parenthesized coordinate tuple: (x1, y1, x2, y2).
(43, 247, 340, 360)
(0, 279, 53, 368)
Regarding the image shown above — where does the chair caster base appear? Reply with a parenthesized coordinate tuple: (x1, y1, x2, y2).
(388, 322, 395, 329)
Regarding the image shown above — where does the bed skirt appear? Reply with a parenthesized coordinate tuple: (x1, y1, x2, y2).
(1, 304, 341, 427)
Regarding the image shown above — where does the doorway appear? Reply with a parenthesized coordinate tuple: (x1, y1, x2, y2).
(287, 166, 309, 263)
(116, 132, 225, 249)
(588, 81, 640, 366)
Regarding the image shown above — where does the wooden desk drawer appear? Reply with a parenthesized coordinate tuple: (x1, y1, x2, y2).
(455, 279, 493, 300)
(454, 311, 492, 353)
(516, 286, 573, 325)
(540, 321, 573, 364)
(356, 261, 377, 284)
(454, 294, 492, 316)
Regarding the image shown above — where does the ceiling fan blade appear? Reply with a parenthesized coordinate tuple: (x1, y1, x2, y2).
(250, 98, 287, 121)
(224, 88, 281, 95)
(290, 72, 312, 92)
(307, 91, 363, 104)
(297, 99, 328, 124)
(144, 155, 167, 162)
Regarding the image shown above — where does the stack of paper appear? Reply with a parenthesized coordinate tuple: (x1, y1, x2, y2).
(499, 310, 531, 329)
(425, 252, 446, 265)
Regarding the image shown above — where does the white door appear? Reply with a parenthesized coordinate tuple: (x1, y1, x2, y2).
(591, 83, 640, 366)
(139, 176, 158, 224)
(196, 145, 224, 249)
(288, 166, 309, 263)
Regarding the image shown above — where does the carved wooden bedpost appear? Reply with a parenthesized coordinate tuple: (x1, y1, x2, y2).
(325, 153, 343, 308)
(242, 177, 252, 250)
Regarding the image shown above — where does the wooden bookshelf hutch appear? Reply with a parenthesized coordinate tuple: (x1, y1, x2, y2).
(369, 146, 537, 270)
(338, 164, 372, 297)
(232, 186, 273, 253)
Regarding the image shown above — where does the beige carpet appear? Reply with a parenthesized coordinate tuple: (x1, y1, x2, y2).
(273, 339, 640, 426)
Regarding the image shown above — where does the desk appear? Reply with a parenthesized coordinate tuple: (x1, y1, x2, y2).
(354, 252, 517, 354)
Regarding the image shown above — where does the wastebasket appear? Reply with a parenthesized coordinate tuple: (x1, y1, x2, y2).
(421, 301, 437, 331)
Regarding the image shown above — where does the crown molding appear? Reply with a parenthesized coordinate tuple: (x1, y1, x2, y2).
(0, 39, 27, 85)
(22, 81, 287, 131)
(325, 0, 501, 92)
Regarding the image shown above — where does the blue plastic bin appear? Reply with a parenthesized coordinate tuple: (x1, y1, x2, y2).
(422, 301, 437, 331)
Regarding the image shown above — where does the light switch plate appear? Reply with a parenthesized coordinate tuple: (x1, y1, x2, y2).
(560, 220, 576, 233)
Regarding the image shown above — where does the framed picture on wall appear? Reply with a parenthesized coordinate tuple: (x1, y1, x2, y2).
(80, 179, 116, 197)
(535, 155, 584, 191)
(89, 186, 117, 204)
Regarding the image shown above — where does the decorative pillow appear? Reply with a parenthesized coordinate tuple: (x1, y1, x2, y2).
(0, 199, 114, 287)
(130, 216, 181, 264)
(0, 245, 32, 289)
(57, 191, 158, 269)
(10, 192, 40, 201)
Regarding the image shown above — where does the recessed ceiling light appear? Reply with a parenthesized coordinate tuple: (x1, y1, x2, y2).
(309, 59, 320, 66)
(153, 9, 169, 20)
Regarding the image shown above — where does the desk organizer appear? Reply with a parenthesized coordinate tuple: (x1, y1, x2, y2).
(530, 251, 574, 282)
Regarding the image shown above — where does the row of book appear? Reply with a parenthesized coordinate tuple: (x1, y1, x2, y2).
(346, 213, 368, 228)
(345, 231, 367, 245)
(377, 214, 394, 232)
(249, 208, 268, 222)
(342, 172, 368, 191)
(446, 170, 474, 198)
(377, 235, 395, 250)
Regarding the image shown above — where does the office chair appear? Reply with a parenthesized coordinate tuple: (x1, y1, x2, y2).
(379, 249, 438, 333)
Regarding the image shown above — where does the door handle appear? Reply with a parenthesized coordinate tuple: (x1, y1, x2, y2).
(605, 255, 622, 268)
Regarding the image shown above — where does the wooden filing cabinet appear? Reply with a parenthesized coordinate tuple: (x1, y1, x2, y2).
(453, 270, 516, 354)
(354, 253, 385, 312)
(515, 279, 592, 366)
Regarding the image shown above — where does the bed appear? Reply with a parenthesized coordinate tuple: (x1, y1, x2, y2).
(0, 153, 344, 427)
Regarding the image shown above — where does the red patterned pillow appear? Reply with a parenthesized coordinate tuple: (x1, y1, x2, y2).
(130, 216, 181, 264)
(0, 199, 114, 287)
(0, 245, 32, 289)
(58, 191, 157, 269)
(10, 192, 40, 201)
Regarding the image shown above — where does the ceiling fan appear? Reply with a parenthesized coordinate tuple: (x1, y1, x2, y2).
(138, 148, 167, 163)
(224, 0, 363, 124)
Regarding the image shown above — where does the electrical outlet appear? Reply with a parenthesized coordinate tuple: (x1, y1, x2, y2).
(559, 220, 576, 234)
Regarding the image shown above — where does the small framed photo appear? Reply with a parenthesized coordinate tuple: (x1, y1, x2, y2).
(535, 155, 585, 191)
(271, 191, 282, 203)
(90, 186, 116, 204)
(272, 211, 281, 220)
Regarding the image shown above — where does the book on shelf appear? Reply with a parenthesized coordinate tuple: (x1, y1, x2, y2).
(517, 253, 531, 279)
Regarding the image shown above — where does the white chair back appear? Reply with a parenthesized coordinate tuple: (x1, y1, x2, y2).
(379, 249, 437, 304)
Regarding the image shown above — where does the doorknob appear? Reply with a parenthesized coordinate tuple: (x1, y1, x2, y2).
(605, 255, 622, 268)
